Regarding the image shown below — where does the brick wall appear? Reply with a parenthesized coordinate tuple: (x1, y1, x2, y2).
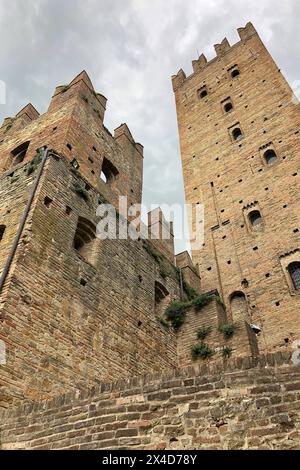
(0, 153, 180, 407)
(1, 352, 299, 450)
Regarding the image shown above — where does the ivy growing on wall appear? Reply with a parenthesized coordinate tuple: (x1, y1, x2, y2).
(221, 346, 233, 358)
(26, 151, 43, 176)
(197, 326, 212, 341)
(192, 342, 214, 359)
(219, 323, 238, 338)
(164, 293, 222, 331)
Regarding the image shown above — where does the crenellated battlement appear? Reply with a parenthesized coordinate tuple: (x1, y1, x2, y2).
(172, 22, 258, 91)
(147, 207, 175, 263)
(0, 70, 143, 208)
(15, 103, 39, 121)
(114, 123, 144, 157)
(48, 70, 107, 121)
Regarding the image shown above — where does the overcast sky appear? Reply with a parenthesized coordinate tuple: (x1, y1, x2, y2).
(0, 0, 299, 253)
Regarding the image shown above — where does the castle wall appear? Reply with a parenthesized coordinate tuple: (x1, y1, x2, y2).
(1, 352, 299, 450)
(0, 154, 179, 408)
(173, 22, 300, 354)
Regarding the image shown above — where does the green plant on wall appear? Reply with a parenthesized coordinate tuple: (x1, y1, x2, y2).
(197, 326, 212, 341)
(221, 346, 233, 358)
(165, 300, 187, 330)
(182, 279, 198, 300)
(193, 293, 215, 311)
(164, 293, 223, 331)
(26, 151, 43, 176)
(192, 342, 214, 359)
(219, 323, 238, 338)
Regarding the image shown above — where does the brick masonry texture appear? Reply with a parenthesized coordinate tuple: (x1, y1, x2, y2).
(0, 153, 182, 407)
(1, 352, 299, 450)
(173, 22, 300, 353)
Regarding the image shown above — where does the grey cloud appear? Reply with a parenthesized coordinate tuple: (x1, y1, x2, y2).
(0, 0, 299, 253)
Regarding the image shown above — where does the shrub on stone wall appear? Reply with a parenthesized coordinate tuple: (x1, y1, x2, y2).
(222, 346, 233, 358)
(26, 152, 43, 176)
(197, 326, 212, 340)
(192, 342, 214, 359)
(219, 323, 238, 338)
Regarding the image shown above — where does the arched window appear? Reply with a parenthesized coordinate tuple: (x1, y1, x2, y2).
(100, 157, 118, 184)
(264, 149, 277, 165)
(231, 68, 240, 78)
(232, 127, 243, 141)
(248, 210, 262, 227)
(11, 141, 30, 165)
(0, 225, 6, 242)
(224, 102, 233, 113)
(73, 217, 97, 266)
(288, 262, 300, 290)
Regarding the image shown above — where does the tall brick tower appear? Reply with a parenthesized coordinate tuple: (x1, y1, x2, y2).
(172, 22, 300, 353)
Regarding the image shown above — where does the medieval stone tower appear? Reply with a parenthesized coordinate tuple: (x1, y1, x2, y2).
(172, 22, 300, 355)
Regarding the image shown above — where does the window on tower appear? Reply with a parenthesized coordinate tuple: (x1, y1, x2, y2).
(264, 149, 277, 165)
(232, 127, 243, 141)
(228, 64, 240, 79)
(224, 102, 233, 112)
(198, 86, 208, 99)
(288, 262, 300, 291)
(231, 68, 240, 78)
(100, 157, 119, 184)
(248, 210, 262, 227)
(10, 141, 30, 166)
(73, 217, 98, 266)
